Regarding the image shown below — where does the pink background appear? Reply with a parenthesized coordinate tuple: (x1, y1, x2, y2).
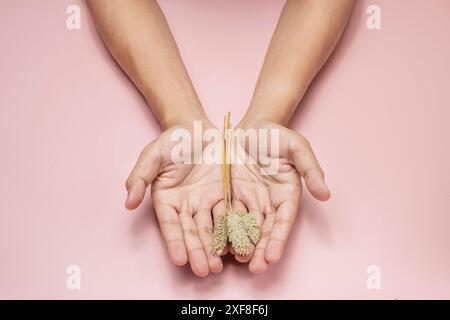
(1, 0, 450, 299)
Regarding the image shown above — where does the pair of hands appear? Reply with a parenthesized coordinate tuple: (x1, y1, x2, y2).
(125, 119, 330, 277)
(87, 0, 350, 277)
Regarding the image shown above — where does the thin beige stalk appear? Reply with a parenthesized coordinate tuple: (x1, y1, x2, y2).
(212, 112, 261, 257)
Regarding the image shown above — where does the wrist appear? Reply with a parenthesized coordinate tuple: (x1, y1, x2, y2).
(239, 105, 291, 128)
(143, 92, 211, 130)
(240, 85, 307, 127)
(159, 106, 211, 130)
(237, 116, 268, 130)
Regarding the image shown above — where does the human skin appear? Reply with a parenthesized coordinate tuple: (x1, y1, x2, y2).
(88, 0, 224, 277)
(87, 0, 354, 276)
(232, 0, 355, 272)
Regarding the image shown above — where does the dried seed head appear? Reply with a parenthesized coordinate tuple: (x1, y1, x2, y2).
(238, 211, 261, 245)
(227, 211, 251, 256)
(212, 214, 228, 256)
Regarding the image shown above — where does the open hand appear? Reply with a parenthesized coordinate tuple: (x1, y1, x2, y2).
(230, 120, 330, 273)
(125, 123, 224, 277)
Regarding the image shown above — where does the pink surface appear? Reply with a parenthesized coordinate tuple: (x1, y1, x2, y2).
(1, 0, 450, 299)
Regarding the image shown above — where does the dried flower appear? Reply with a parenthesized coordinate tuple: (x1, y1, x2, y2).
(238, 211, 260, 245)
(211, 112, 261, 257)
(227, 211, 252, 256)
(212, 214, 228, 256)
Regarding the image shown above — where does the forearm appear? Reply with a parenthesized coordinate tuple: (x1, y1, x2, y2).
(87, 0, 208, 129)
(241, 0, 354, 126)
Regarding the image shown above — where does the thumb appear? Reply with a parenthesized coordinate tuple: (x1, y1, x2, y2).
(289, 133, 331, 201)
(125, 140, 162, 210)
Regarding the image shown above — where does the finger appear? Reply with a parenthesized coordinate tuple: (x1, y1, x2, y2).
(125, 141, 162, 210)
(194, 208, 223, 273)
(265, 201, 298, 264)
(232, 200, 254, 263)
(290, 134, 331, 201)
(249, 209, 275, 273)
(179, 212, 209, 277)
(212, 200, 228, 256)
(154, 204, 188, 266)
(249, 209, 265, 228)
